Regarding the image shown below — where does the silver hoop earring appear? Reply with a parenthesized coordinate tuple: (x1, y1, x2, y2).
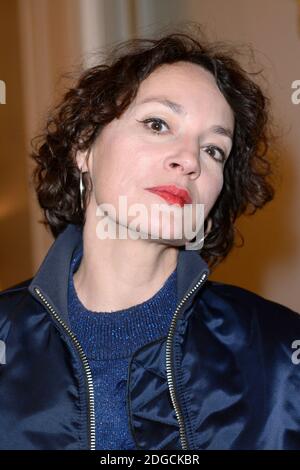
(79, 169, 84, 210)
(196, 229, 209, 247)
(198, 231, 208, 245)
(186, 219, 212, 250)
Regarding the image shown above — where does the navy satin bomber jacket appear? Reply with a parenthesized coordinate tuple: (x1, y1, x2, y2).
(1, 222, 300, 450)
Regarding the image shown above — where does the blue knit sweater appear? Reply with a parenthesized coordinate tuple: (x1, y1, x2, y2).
(67, 244, 178, 450)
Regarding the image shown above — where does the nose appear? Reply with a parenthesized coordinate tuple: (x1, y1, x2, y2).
(164, 139, 201, 179)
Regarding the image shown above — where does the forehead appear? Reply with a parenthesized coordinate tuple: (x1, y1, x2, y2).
(136, 62, 220, 98)
(132, 61, 234, 123)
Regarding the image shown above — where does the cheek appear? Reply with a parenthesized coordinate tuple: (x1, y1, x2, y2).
(92, 139, 147, 202)
(215, 173, 224, 195)
(200, 172, 224, 215)
(92, 136, 126, 181)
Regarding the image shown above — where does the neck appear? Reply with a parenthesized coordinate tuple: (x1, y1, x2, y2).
(73, 207, 179, 312)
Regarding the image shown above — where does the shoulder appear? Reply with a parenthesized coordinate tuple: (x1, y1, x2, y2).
(200, 279, 300, 346)
(0, 278, 33, 325)
(203, 279, 300, 318)
(0, 278, 32, 300)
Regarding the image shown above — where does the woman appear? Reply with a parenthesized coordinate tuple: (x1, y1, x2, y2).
(1, 26, 300, 451)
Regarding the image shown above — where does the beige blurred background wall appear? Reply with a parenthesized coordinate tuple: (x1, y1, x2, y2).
(0, 0, 299, 311)
(0, 0, 32, 290)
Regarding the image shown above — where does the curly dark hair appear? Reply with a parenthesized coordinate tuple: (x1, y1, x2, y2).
(31, 22, 277, 270)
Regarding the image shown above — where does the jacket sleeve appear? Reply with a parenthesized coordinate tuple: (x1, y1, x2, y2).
(0, 279, 32, 355)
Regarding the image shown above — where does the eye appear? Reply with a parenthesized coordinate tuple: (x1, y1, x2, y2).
(136, 117, 169, 135)
(202, 145, 226, 164)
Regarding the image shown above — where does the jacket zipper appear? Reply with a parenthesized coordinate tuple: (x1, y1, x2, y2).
(165, 270, 208, 450)
(34, 269, 207, 451)
(33, 287, 96, 450)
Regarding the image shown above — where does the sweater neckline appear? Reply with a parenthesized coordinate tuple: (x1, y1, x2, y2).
(67, 244, 178, 360)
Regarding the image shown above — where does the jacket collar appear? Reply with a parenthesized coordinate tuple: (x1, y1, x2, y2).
(28, 223, 210, 327)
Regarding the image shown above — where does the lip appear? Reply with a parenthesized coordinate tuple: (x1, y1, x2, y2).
(145, 185, 192, 207)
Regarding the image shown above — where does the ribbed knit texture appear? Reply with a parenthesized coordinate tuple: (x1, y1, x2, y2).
(67, 243, 177, 450)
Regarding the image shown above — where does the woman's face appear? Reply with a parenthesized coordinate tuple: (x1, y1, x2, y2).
(79, 61, 234, 247)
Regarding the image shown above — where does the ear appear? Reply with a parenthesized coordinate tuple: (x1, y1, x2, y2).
(75, 148, 90, 172)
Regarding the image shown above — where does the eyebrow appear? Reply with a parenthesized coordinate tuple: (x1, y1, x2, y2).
(138, 97, 186, 115)
(137, 96, 234, 141)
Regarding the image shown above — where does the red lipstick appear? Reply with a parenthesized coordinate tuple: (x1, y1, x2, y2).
(145, 185, 192, 207)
